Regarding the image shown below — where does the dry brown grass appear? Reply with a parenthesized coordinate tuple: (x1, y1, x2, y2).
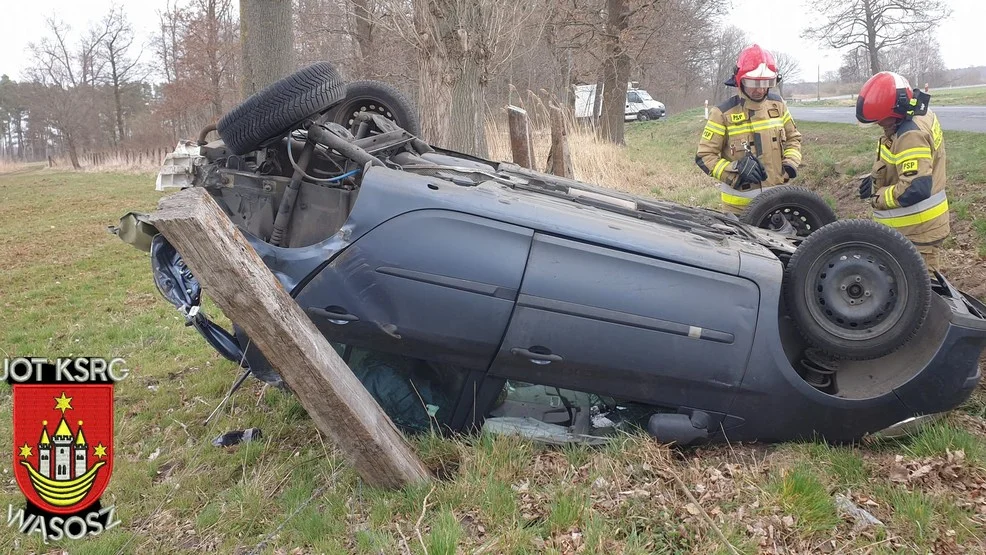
(485, 103, 716, 206)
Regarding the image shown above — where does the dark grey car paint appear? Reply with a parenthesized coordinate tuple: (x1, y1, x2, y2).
(228, 162, 986, 443)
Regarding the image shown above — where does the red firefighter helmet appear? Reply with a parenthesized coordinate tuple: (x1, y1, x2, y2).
(855, 71, 929, 123)
(725, 44, 779, 89)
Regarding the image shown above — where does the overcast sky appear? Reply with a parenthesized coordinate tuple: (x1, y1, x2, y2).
(2, 0, 983, 84)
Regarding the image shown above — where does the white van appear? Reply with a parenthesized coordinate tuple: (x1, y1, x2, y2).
(574, 83, 666, 122)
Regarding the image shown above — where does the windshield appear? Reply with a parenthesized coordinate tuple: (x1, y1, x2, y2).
(637, 90, 653, 100)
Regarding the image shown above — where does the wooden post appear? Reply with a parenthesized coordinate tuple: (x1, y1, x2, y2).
(147, 187, 432, 489)
(546, 104, 574, 179)
(507, 105, 534, 169)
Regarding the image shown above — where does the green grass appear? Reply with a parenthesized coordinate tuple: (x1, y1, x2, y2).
(928, 85, 986, 106)
(426, 509, 463, 555)
(901, 421, 983, 463)
(801, 442, 871, 488)
(794, 85, 986, 107)
(767, 465, 841, 535)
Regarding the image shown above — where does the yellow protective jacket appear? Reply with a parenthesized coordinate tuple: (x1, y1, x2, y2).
(869, 110, 949, 246)
(696, 90, 803, 213)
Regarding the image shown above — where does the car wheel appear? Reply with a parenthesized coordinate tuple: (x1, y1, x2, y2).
(217, 62, 347, 155)
(740, 185, 837, 237)
(637, 112, 649, 122)
(324, 80, 421, 136)
(783, 219, 931, 360)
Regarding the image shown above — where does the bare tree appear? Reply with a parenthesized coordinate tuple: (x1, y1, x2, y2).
(773, 51, 801, 98)
(380, 0, 547, 156)
(240, 0, 295, 97)
(882, 30, 946, 88)
(27, 18, 108, 169)
(599, 0, 630, 145)
(805, 0, 951, 75)
(101, 5, 143, 144)
(837, 46, 871, 83)
(706, 26, 747, 104)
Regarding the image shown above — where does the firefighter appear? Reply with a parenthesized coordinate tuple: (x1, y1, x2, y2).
(696, 44, 803, 214)
(855, 71, 949, 273)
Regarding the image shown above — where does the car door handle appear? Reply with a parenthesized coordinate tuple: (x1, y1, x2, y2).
(307, 306, 360, 325)
(510, 347, 563, 365)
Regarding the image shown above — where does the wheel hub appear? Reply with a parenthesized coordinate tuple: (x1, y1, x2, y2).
(806, 244, 907, 341)
(761, 207, 818, 236)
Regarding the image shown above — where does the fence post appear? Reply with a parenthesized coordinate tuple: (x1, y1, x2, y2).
(546, 103, 574, 179)
(507, 105, 534, 169)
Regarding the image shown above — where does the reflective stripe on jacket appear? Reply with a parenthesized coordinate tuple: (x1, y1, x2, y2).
(696, 90, 803, 212)
(869, 110, 949, 245)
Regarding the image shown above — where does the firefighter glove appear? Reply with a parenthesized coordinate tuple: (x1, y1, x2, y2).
(734, 155, 767, 189)
(858, 175, 874, 199)
(782, 163, 797, 181)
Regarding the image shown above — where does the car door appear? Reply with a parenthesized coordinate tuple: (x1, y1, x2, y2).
(293, 209, 533, 371)
(486, 233, 760, 413)
(626, 91, 643, 119)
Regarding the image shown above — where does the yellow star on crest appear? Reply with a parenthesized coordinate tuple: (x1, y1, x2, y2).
(54, 392, 73, 414)
(19, 443, 32, 458)
(93, 443, 108, 459)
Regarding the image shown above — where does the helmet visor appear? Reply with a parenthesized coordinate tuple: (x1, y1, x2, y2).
(741, 77, 776, 89)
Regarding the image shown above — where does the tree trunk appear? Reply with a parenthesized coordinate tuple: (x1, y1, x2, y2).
(66, 136, 81, 170)
(351, 0, 374, 77)
(416, 39, 453, 151)
(600, 0, 630, 145)
(448, 55, 488, 157)
(413, 0, 488, 157)
(240, 0, 295, 99)
(863, 0, 881, 74)
(110, 56, 126, 143)
(15, 114, 23, 158)
(207, 0, 224, 119)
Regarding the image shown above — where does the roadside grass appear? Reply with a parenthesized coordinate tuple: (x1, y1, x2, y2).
(794, 85, 986, 107)
(927, 85, 986, 106)
(3, 112, 986, 552)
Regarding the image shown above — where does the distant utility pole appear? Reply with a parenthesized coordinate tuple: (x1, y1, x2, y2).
(817, 63, 820, 101)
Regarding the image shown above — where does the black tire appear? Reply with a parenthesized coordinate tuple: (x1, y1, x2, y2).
(783, 219, 931, 360)
(740, 185, 837, 237)
(324, 80, 421, 136)
(637, 112, 650, 122)
(217, 62, 347, 155)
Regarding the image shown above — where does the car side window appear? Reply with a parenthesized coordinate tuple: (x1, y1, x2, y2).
(627, 92, 641, 104)
(334, 344, 466, 434)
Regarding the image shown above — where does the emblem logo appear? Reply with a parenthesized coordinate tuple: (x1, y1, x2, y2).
(13, 386, 113, 514)
(5, 357, 125, 541)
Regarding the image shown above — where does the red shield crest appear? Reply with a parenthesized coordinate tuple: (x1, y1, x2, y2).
(12, 384, 114, 515)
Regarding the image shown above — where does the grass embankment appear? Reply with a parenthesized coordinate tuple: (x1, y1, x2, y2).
(2, 118, 986, 553)
(795, 85, 986, 108)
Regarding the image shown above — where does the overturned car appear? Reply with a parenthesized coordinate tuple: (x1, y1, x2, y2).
(117, 63, 986, 445)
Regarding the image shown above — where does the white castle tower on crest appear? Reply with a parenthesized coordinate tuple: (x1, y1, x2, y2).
(38, 424, 51, 478)
(74, 422, 88, 478)
(52, 418, 74, 480)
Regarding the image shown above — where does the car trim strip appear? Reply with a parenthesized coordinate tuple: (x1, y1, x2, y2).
(516, 294, 734, 344)
(375, 266, 518, 299)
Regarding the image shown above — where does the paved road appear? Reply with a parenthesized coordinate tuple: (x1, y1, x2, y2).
(788, 105, 986, 133)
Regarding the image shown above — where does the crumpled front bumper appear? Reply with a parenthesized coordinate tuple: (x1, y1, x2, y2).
(112, 213, 247, 367)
